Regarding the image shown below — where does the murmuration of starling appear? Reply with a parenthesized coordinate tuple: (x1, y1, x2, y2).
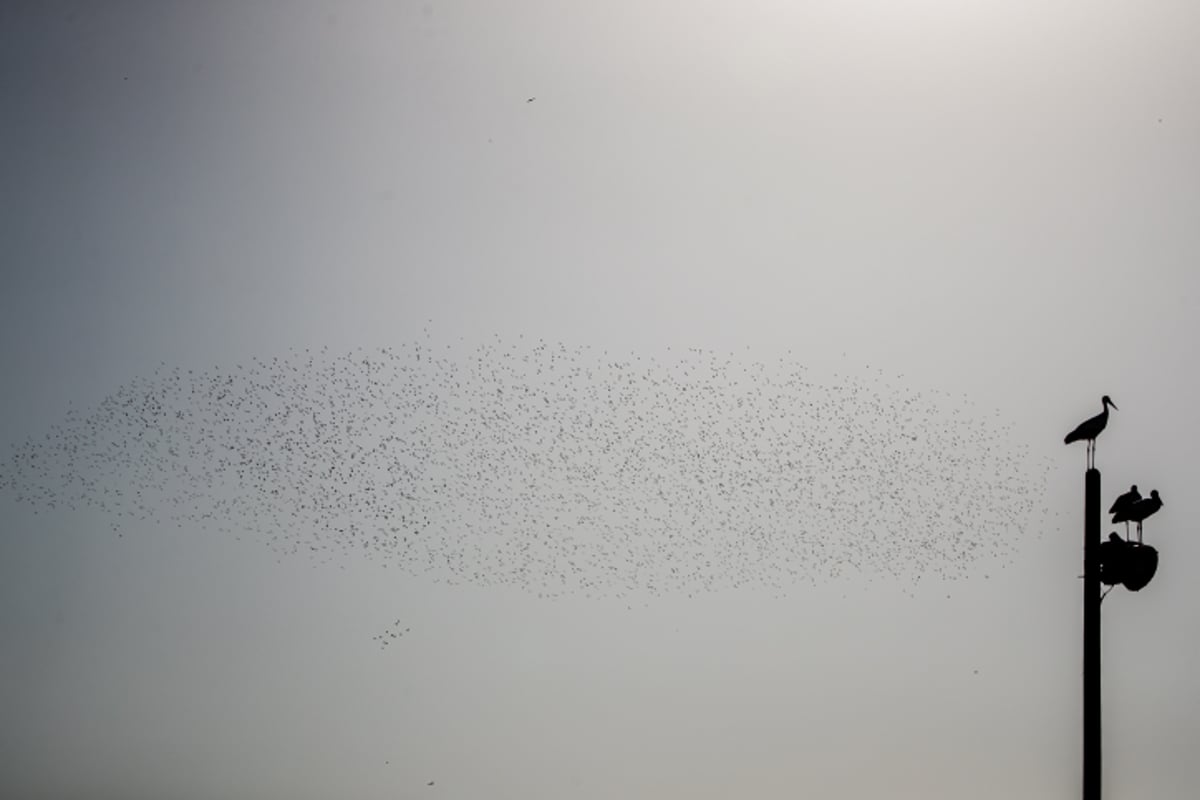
(0, 335, 1052, 598)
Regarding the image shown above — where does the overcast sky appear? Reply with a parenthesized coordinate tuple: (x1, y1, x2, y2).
(2, 2, 1198, 798)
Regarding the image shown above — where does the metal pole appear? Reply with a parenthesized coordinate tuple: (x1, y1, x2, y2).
(1084, 467, 1101, 800)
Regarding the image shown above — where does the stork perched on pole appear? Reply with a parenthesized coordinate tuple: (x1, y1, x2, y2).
(1113, 489, 1163, 544)
(1064, 395, 1117, 469)
(1109, 485, 1141, 540)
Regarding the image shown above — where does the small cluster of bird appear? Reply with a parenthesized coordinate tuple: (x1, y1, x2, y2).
(371, 620, 411, 650)
(0, 335, 1053, 598)
(1063, 395, 1165, 544)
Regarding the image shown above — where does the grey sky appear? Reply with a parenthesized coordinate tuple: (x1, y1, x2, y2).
(2, 2, 1198, 798)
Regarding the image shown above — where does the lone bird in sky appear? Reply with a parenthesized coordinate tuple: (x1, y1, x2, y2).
(1112, 489, 1162, 544)
(1109, 485, 1141, 539)
(1064, 395, 1117, 469)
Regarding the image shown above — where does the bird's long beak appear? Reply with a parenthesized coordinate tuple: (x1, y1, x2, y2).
(1109, 400, 1118, 410)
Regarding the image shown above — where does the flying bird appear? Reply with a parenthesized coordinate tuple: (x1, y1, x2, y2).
(1112, 489, 1162, 544)
(1109, 485, 1141, 539)
(1064, 395, 1117, 469)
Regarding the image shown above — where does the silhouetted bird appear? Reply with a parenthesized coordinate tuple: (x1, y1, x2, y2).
(1112, 489, 1162, 544)
(1109, 485, 1141, 539)
(1064, 396, 1116, 469)
(1099, 532, 1131, 586)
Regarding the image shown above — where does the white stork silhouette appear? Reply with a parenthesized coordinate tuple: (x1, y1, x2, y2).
(1109, 485, 1141, 540)
(1112, 489, 1162, 544)
(1064, 395, 1116, 469)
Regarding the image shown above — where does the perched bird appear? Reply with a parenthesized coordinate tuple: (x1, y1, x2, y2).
(1099, 532, 1131, 586)
(1112, 489, 1163, 544)
(1064, 396, 1117, 469)
(1109, 485, 1141, 539)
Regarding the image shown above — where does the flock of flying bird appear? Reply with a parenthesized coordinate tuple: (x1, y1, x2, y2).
(0, 335, 1053, 599)
(371, 619, 412, 651)
(1063, 394, 1165, 544)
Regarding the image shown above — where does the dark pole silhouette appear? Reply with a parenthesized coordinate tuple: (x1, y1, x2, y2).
(1084, 468, 1101, 800)
(1064, 394, 1114, 800)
